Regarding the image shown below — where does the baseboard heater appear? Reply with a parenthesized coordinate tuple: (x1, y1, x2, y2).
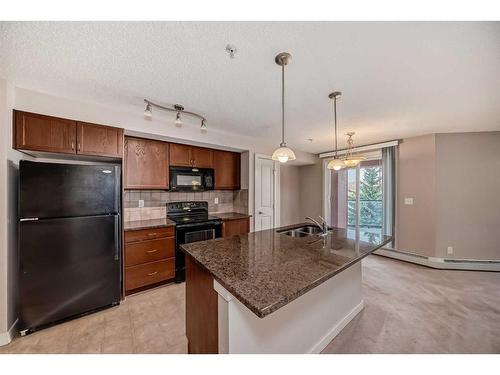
(374, 248, 500, 272)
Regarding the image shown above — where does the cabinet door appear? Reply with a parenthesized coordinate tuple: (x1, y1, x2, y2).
(15, 111, 77, 154)
(124, 137, 169, 189)
(214, 150, 240, 190)
(222, 218, 250, 238)
(192, 147, 214, 168)
(76, 122, 123, 158)
(169, 143, 193, 167)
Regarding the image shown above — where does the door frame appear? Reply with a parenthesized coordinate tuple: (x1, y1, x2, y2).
(254, 153, 280, 230)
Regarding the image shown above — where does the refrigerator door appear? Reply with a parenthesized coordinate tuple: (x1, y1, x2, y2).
(19, 160, 120, 219)
(19, 215, 121, 332)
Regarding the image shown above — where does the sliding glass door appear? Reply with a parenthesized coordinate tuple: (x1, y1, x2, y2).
(325, 151, 386, 242)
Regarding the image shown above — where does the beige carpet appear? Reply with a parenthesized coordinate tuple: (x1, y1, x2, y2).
(1, 255, 499, 354)
(322, 255, 500, 353)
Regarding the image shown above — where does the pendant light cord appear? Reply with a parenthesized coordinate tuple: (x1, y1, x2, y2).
(334, 96, 338, 158)
(281, 63, 285, 146)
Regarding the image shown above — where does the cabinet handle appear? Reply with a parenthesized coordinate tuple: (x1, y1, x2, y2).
(147, 233, 157, 236)
(71, 141, 75, 150)
(147, 271, 158, 276)
(146, 249, 158, 253)
(77, 142, 81, 152)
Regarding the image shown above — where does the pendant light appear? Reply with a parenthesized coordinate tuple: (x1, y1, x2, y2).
(271, 52, 296, 163)
(343, 132, 366, 167)
(327, 91, 346, 171)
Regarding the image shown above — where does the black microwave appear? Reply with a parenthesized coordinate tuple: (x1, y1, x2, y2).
(169, 166, 214, 191)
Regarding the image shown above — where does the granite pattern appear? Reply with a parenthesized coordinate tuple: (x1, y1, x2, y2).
(181, 223, 392, 318)
(213, 212, 252, 221)
(124, 218, 176, 231)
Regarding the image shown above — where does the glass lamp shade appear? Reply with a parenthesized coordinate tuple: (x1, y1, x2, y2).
(327, 158, 346, 171)
(343, 155, 366, 168)
(271, 145, 296, 163)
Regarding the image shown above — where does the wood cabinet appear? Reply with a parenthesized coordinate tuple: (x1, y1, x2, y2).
(124, 226, 175, 294)
(186, 255, 219, 354)
(169, 143, 192, 167)
(15, 111, 77, 154)
(214, 150, 240, 190)
(222, 217, 250, 238)
(169, 143, 214, 168)
(124, 136, 169, 190)
(14, 110, 124, 158)
(76, 122, 123, 158)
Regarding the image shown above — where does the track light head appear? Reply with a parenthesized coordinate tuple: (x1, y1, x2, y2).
(144, 103, 152, 118)
(200, 119, 207, 132)
(175, 112, 182, 127)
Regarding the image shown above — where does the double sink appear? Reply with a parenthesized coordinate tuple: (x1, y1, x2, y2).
(278, 224, 325, 238)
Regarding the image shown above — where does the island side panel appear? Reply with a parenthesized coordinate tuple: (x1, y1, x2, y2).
(185, 254, 219, 354)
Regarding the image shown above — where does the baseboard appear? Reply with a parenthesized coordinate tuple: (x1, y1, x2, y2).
(0, 319, 18, 347)
(308, 300, 364, 354)
(374, 248, 500, 272)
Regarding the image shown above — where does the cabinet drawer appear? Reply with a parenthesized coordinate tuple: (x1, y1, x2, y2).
(125, 259, 175, 291)
(124, 226, 174, 243)
(125, 238, 175, 267)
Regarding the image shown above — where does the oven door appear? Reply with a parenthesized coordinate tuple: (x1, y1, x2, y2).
(174, 221, 222, 282)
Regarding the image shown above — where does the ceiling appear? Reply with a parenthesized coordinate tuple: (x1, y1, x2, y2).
(1, 21, 499, 154)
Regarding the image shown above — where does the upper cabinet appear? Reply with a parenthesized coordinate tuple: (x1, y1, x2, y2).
(169, 143, 192, 167)
(76, 122, 123, 158)
(169, 143, 214, 168)
(124, 137, 169, 190)
(214, 150, 240, 190)
(15, 111, 77, 155)
(14, 110, 124, 159)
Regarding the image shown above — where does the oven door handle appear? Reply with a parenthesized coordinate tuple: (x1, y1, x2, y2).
(175, 221, 222, 230)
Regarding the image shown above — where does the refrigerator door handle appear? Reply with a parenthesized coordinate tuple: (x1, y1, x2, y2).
(114, 215, 120, 261)
(20, 218, 39, 222)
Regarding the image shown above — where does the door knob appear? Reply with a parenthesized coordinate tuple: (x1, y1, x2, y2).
(258, 211, 263, 214)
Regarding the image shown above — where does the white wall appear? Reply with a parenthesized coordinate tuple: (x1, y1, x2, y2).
(1, 80, 31, 342)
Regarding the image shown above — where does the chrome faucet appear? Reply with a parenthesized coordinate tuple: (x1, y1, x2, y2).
(305, 216, 329, 235)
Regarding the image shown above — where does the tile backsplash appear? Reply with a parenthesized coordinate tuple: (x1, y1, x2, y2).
(123, 189, 248, 222)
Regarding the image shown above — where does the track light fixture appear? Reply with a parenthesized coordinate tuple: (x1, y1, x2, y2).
(143, 99, 207, 131)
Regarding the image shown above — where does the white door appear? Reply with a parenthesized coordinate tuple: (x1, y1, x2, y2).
(254, 155, 276, 231)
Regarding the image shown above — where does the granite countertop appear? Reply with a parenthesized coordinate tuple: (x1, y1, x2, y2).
(213, 212, 252, 221)
(181, 223, 392, 318)
(124, 218, 176, 231)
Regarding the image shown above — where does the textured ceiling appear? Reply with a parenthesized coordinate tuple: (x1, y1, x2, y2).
(1, 21, 499, 154)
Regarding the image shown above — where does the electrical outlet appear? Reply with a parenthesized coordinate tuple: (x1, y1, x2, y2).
(447, 246, 453, 255)
(138, 199, 144, 208)
(404, 197, 414, 205)
(214, 197, 219, 204)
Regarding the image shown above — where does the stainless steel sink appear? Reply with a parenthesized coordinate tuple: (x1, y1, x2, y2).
(280, 230, 311, 238)
(278, 225, 324, 237)
(295, 225, 323, 234)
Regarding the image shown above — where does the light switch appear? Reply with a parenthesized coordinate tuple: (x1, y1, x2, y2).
(404, 197, 414, 205)
(138, 199, 144, 208)
(214, 197, 219, 204)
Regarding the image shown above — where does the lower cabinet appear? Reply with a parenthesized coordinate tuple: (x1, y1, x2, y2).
(124, 226, 175, 294)
(222, 217, 250, 238)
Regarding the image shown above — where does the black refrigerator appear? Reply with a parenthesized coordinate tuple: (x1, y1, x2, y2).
(18, 160, 122, 334)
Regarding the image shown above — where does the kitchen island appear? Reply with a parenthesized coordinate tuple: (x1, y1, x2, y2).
(181, 223, 392, 354)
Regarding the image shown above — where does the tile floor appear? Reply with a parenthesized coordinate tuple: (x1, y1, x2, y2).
(1, 255, 499, 354)
(0, 282, 187, 354)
